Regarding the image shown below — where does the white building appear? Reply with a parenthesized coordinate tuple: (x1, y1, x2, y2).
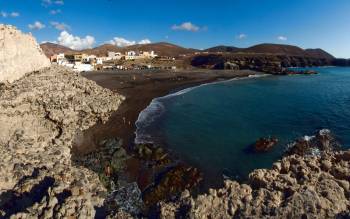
(125, 51, 137, 60)
(83, 55, 97, 63)
(139, 51, 157, 59)
(108, 51, 123, 60)
(96, 57, 109, 64)
(73, 63, 93, 72)
(56, 53, 68, 65)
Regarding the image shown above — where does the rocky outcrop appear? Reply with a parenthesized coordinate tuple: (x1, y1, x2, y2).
(0, 66, 125, 218)
(0, 24, 51, 83)
(285, 129, 340, 156)
(159, 133, 350, 218)
(333, 58, 350, 66)
(191, 53, 333, 74)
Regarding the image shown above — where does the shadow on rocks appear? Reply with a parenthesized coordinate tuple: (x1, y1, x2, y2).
(0, 176, 55, 217)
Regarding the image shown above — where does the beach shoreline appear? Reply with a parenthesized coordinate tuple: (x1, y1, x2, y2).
(76, 69, 262, 155)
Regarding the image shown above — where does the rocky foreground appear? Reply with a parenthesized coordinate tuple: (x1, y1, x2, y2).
(0, 66, 125, 218)
(0, 69, 349, 219)
(160, 131, 350, 218)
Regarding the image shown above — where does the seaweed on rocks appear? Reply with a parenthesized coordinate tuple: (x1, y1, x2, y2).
(72, 138, 129, 191)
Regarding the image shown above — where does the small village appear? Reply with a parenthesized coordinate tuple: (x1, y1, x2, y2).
(50, 50, 179, 72)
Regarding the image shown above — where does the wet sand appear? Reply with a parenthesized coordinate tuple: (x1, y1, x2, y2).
(75, 69, 261, 155)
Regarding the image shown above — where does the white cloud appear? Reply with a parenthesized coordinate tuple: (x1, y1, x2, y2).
(277, 36, 287, 41)
(58, 31, 95, 50)
(108, 37, 151, 47)
(237, 33, 247, 40)
(1, 11, 20, 18)
(172, 22, 200, 32)
(50, 9, 61, 15)
(42, 0, 64, 6)
(10, 12, 20, 17)
(55, 0, 64, 5)
(138, 39, 151, 44)
(108, 37, 136, 47)
(50, 21, 70, 31)
(28, 21, 46, 30)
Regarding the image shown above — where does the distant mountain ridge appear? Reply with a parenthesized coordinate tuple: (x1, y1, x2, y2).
(40, 42, 75, 58)
(40, 42, 335, 60)
(205, 45, 241, 53)
(205, 43, 335, 60)
(41, 42, 198, 58)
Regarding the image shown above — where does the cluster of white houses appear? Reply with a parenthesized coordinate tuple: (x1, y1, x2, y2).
(50, 50, 159, 72)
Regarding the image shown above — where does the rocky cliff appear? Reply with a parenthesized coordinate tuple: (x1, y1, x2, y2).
(0, 24, 51, 83)
(0, 66, 125, 218)
(191, 53, 334, 74)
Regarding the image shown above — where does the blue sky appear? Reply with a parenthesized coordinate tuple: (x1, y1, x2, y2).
(1, 0, 349, 57)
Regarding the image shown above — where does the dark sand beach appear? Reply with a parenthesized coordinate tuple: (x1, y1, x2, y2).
(75, 69, 260, 155)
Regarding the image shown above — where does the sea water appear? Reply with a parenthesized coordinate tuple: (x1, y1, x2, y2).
(135, 67, 350, 186)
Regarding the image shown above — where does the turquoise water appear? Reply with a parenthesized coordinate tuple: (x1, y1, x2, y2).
(135, 67, 350, 186)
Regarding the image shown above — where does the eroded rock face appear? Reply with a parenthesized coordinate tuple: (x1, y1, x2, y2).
(0, 66, 125, 218)
(0, 24, 51, 83)
(160, 143, 350, 218)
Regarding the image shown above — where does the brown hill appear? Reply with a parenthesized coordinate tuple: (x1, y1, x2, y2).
(123, 42, 199, 57)
(40, 42, 335, 61)
(305, 48, 335, 60)
(41, 42, 198, 58)
(205, 45, 241, 53)
(203, 44, 335, 61)
(40, 42, 75, 57)
(81, 44, 122, 56)
(242, 43, 307, 56)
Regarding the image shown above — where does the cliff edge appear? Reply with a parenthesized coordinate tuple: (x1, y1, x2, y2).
(0, 24, 51, 83)
(0, 25, 126, 218)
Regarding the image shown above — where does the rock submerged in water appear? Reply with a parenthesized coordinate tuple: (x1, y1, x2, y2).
(133, 144, 203, 208)
(254, 137, 278, 152)
(143, 164, 203, 207)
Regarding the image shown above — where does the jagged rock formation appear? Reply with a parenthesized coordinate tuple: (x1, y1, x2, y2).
(0, 24, 51, 83)
(0, 66, 125, 218)
(159, 132, 350, 218)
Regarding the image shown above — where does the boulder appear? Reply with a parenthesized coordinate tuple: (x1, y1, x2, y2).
(254, 137, 278, 152)
(0, 24, 51, 83)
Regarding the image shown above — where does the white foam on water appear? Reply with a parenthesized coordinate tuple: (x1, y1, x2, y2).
(134, 73, 271, 144)
(303, 135, 315, 142)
